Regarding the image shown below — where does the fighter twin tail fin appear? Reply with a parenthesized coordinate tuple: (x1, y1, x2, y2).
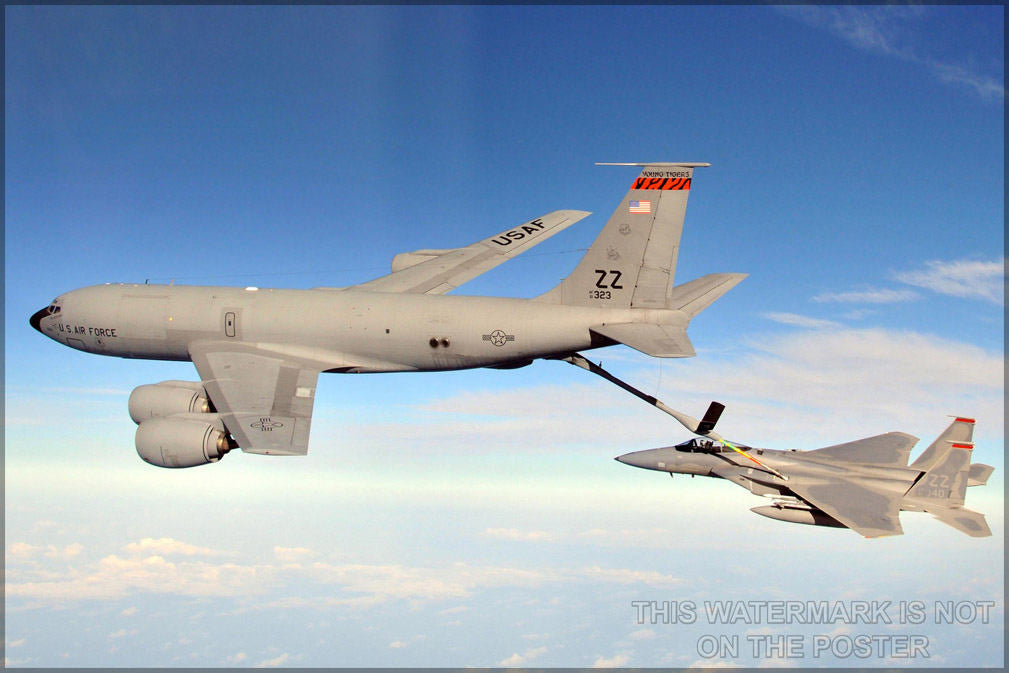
(904, 417, 992, 537)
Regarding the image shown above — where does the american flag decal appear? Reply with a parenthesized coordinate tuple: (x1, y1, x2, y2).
(632, 177, 691, 191)
(628, 200, 651, 214)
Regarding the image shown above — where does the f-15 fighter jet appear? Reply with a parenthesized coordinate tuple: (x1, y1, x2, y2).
(564, 355, 994, 538)
(31, 163, 745, 467)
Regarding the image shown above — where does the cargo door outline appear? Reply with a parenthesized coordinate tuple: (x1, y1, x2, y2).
(222, 309, 241, 338)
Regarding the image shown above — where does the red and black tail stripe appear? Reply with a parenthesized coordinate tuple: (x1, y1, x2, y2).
(631, 177, 691, 191)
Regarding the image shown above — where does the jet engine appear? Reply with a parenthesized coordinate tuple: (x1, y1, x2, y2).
(135, 416, 231, 468)
(129, 380, 210, 423)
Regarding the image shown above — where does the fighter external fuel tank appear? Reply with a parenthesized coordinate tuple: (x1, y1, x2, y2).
(751, 505, 847, 528)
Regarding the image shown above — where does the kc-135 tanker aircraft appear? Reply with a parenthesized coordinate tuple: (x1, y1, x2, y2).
(560, 355, 994, 538)
(31, 163, 745, 468)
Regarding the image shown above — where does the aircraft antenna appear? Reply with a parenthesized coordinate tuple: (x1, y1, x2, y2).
(595, 162, 711, 167)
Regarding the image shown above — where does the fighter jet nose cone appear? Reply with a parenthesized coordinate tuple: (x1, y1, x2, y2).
(615, 451, 651, 469)
(29, 307, 48, 333)
(614, 447, 676, 472)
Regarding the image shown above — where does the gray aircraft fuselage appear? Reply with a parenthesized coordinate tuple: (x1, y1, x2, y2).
(28, 163, 750, 466)
(617, 441, 931, 516)
(32, 283, 684, 372)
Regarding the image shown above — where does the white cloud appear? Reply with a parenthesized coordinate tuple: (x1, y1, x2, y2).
(438, 605, 469, 615)
(841, 309, 876, 320)
(120, 606, 138, 616)
(6, 638, 26, 648)
(108, 628, 137, 640)
(778, 6, 1005, 100)
(811, 288, 919, 304)
(7, 540, 688, 609)
(482, 527, 554, 542)
(5, 542, 82, 561)
(689, 659, 742, 668)
(389, 640, 408, 649)
(8, 542, 39, 558)
(581, 565, 683, 587)
(761, 312, 841, 328)
(123, 538, 220, 557)
(45, 543, 84, 560)
(273, 546, 314, 563)
(649, 327, 1004, 446)
(593, 652, 630, 668)
(499, 645, 547, 666)
(304, 561, 560, 601)
(7, 552, 274, 602)
(226, 652, 248, 664)
(628, 628, 657, 640)
(570, 527, 786, 552)
(893, 258, 1005, 305)
(255, 652, 291, 667)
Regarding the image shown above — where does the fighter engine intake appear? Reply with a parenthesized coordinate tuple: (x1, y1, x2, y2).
(129, 381, 210, 423)
(135, 416, 231, 468)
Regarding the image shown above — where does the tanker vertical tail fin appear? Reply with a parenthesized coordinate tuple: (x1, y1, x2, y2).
(537, 163, 709, 308)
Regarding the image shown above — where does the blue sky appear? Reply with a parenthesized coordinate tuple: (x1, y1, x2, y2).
(4, 5, 1004, 668)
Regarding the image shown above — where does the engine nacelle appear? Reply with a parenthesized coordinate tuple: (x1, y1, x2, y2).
(129, 380, 210, 424)
(135, 416, 230, 468)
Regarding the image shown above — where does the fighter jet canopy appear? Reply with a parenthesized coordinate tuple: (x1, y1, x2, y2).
(674, 437, 751, 453)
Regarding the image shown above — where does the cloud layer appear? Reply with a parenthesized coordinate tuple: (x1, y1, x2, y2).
(893, 258, 1006, 305)
(779, 6, 1005, 100)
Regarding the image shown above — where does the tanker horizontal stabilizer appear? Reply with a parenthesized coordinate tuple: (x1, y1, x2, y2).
(667, 273, 748, 319)
(590, 323, 695, 358)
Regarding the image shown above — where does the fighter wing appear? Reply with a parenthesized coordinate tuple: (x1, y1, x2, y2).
(350, 210, 590, 295)
(189, 341, 323, 456)
(785, 476, 904, 538)
(805, 432, 919, 467)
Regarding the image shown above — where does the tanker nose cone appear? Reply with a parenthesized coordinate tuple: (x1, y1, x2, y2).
(29, 307, 49, 333)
